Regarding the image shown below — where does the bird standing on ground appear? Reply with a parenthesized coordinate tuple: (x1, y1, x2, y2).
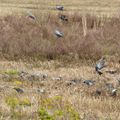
(59, 15, 68, 22)
(54, 30, 63, 38)
(95, 57, 106, 75)
(56, 5, 64, 11)
(13, 87, 24, 94)
(95, 89, 102, 96)
(83, 80, 95, 86)
(110, 89, 117, 96)
(106, 83, 114, 91)
(105, 83, 117, 97)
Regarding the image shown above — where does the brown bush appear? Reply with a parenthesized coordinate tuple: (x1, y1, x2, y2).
(0, 14, 119, 61)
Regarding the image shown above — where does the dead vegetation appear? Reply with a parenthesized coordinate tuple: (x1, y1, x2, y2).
(0, 2, 120, 119)
(0, 59, 119, 119)
(0, 14, 119, 62)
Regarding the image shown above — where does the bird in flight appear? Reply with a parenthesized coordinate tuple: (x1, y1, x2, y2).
(54, 29, 63, 38)
(27, 11, 36, 20)
(95, 57, 106, 75)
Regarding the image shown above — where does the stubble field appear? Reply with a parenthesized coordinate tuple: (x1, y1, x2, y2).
(0, 0, 120, 120)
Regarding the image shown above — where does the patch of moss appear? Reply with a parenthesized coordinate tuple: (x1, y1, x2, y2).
(5, 69, 19, 75)
(38, 107, 55, 120)
(5, 96, 19, 109)
(19, 98, 31, 106)
(14, 80, 22, 85)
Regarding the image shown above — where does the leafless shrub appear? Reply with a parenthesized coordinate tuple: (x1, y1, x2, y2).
(0, 14, 119, 60)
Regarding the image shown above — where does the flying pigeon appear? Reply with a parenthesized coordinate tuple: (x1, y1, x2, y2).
(54, 30, 63, 38)
(95, 57, 106, 75)
(27, 11, 36, 20)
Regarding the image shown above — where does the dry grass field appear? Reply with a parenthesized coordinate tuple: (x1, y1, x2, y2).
(0, 0, 120, 17)
(0, 59, 120, 120)
(0, 0, 120, 120)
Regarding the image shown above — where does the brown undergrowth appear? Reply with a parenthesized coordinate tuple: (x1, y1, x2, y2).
(0, 14, 119, 61)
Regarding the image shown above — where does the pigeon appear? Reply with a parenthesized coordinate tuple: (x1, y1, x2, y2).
(110, 89, 117, 96)
(56, 5, 64, 11)
(66, 79, 81, 86)
(83, 80, 95, 86)
(37, 88, 45, 94)
(52, 76, 62, 81)
(13, 87, 24, 93)
(95, 89, 102, 96)
(118, 80, 120, 85)
(70, 79, 81, 84)
(95, 57, 106, 75)
(54, 30, 63, 38)
(105, 83, 117, 96)
(19, 71, 28, 77)
(59, 15, 68, 21)
(106, 83, 114, 91)
(27, 11, 36, 20)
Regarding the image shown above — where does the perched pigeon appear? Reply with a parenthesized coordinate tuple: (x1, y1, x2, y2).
(59, 15, 68, 21)
(95, 57, 106, 75)
(14, 87, 24, 93)
(55, 30, 63, 38)
(56, 5, 64, 11)
(27, 11, 36, 20)
(83, 80, 95, 86)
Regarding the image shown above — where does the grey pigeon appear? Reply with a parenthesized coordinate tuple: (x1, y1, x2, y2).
(106, 83, 114, 91)
(37, 88, 45, 94)
(110, 89, 117, 96)
(70, 79, 81, 84)
(95, 57, 106, 75)
(95, 89, 101, 96)
(105, 83, 117, 96)
(55, 30, 63, 38)
(83, 80, 95, 86)
(118, 80, 120, 85)
(52, 76, 62, 81)
(66, 79, 81, 86)
(19, 71, 28, 77)
(27, 11, 36, 20)
(59, 15, 68, 21)
(56, 5, 64, 11)
(14, 87, 24, 93)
